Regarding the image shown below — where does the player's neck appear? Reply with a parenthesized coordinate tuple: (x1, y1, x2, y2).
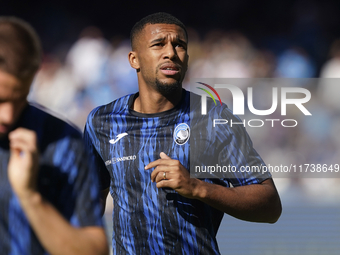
(133, 87, 182, 114)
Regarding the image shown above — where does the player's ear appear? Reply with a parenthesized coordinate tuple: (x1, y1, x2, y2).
(128, 51, 140, 70)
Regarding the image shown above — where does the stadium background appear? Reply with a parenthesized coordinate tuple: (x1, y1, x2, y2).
(2, 0, 340, 254)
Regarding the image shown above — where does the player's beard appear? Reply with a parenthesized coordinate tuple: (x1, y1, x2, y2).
(155, 78, 181, 96)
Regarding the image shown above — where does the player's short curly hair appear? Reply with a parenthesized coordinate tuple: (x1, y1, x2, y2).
(130, 12, 187, 50)
(0, 16, 42, 80)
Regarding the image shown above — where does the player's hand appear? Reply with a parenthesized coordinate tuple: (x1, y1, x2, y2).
(145, 152, 200, 199)
(8, 128, 40, 199)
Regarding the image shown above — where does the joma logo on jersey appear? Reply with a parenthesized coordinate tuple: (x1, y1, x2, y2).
(199, 83, 312, 116)
(105, 155, 136, 166)
(109, 133, 128, 144)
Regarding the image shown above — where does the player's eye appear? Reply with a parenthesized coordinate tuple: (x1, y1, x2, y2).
(175, 43, 187, 50)
(152, 43, 163, 47)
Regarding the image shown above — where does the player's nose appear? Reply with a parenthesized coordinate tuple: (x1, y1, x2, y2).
(163, 42, 177, 60)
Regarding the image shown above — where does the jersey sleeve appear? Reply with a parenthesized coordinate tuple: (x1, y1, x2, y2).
(83, 122, 111, 191)
(216, 107, 272, 187)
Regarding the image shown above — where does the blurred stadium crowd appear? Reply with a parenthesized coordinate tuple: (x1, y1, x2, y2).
(28, 25, 340, 205)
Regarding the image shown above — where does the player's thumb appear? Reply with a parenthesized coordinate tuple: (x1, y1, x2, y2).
(160, 152, 171, 159)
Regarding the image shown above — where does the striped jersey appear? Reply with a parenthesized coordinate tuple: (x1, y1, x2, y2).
(0, 104, 103, 255)
(84, 89, 271, 255)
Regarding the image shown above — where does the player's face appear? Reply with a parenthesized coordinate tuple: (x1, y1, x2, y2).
(0, 70, 29, 139)
(133, 23, 189, 93)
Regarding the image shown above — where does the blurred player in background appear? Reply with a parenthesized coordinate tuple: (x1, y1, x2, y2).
(85, 12, 281, 254)
(0, 17, 108, 255)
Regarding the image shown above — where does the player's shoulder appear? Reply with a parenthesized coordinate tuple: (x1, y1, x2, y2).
(22, 103, 83, 152)
(86, 93, 134, 123)
(25, 103, 81, 136)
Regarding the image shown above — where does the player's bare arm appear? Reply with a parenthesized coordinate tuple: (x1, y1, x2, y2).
(8, 128, 109, 255)
(146, 152, 282, 224)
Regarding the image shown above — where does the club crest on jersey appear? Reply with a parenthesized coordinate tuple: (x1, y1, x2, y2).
(174, 123, 190, 145)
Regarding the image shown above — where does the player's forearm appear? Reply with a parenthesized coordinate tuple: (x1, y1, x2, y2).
(18, 192, 109, 255)
(192, 178, 282, 223)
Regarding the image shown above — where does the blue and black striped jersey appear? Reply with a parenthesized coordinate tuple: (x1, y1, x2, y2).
(84, 89, 271, 255)
(0, 104, 103, 255)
